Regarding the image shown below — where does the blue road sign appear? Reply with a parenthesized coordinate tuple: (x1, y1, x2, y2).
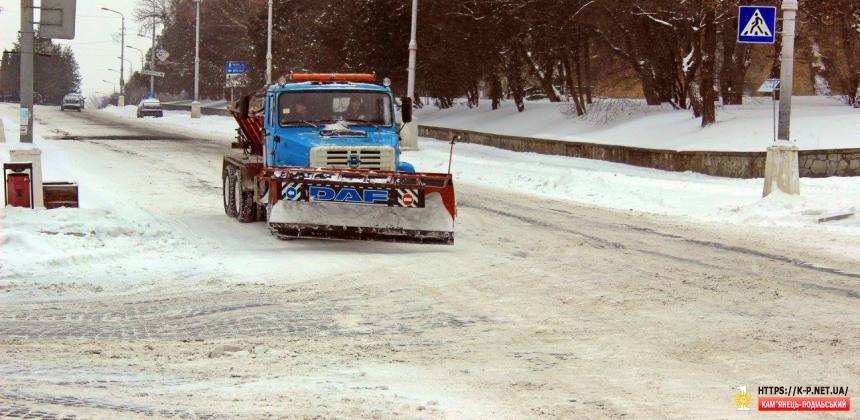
(737, 6, 777, 44)
(226, 61, 249, 75)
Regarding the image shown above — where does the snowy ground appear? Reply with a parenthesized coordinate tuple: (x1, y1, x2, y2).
(102, 105, 235, 141)
(1, 104, 858, 417)
(415, 96, 860, 152)
(97, 104, 860, 259)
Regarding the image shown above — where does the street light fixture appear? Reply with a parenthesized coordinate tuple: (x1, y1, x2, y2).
(127, 45, 145, 68)
(101, 80, 116, 95)
(101, 7, 126, 107)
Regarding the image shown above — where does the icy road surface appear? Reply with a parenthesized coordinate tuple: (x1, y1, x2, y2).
(0, 105, 858, 418)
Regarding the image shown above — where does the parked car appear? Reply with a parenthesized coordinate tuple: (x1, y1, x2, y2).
(60, 93, 85, 111)
(136, 97, 164, 118)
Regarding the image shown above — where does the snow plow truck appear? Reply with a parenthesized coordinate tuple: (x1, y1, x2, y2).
(222, 73, 457, 245)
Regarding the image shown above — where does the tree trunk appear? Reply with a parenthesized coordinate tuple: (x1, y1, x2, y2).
(690, 82, 703, 118)
(839, 13, 859, 105)
(561, 54, 585, 116)
(489, 73, 502, 110)
(583, 34, 593, 104)
(467, 81, 480, 108)
(507, 52, 526, 112)
(700, 7, 717, 127)
(720, 13, 749, 105)
(522, 50, 561, 102)
(641, 74, 664, 105)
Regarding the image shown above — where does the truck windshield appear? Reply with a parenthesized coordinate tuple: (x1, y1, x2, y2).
(279, 91, 392, 126)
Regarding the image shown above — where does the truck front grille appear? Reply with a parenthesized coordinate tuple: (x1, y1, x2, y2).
(310, 146, 395, 171)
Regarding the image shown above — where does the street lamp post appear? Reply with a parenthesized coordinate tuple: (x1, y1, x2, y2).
(101, 7, 126, 107)
(191, 0, 202, 118)
(400, 0, 420, 151)
(266, 0, 273, 84)
(19, 0, 35, 143)
(407, 0, 418, 100)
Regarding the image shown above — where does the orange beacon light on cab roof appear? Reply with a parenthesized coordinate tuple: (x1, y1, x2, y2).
(288, 73, 376, 83)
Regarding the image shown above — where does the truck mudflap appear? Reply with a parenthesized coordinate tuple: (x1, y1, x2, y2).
(266, 167, 456, 245)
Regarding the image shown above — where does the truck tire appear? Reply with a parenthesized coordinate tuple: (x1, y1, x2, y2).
(223, 167, 238, 218)
(234, 171, 256, 223)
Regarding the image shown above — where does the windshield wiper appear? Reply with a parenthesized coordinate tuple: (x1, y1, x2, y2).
(347, 119, 382, 130)
(284, 120, 318, 128)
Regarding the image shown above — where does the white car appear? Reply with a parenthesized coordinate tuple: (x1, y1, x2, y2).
(137, 98, 164, 118)
(60, 93, 85, 111)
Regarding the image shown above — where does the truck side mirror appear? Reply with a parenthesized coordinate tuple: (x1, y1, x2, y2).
(401, 97, 413, 123)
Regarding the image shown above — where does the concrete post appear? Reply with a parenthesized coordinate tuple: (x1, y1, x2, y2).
(763, 0, 800, 197)
(763, 145, 800, 196)
(10, 148, 44, 208)
(19, 0, 35, 144)
(0, 119, 5, 143)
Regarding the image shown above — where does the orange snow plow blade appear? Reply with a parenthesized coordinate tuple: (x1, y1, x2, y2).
(266, 167, 456, 245)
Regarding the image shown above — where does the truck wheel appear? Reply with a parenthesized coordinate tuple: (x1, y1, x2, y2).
(234, 171, 256, 223)
(223, 167, 238, 218)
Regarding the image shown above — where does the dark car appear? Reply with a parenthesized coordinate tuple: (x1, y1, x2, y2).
(61, 93, 85, 111)
(137, 98, 164, 118)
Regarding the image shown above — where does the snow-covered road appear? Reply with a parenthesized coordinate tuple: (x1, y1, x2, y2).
(1, 105, 858, 418)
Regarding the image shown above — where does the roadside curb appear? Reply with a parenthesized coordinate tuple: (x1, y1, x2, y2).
(419, 125, 860, 179)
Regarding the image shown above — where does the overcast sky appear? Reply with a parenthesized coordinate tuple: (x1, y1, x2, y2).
(1, 1, 161, 98)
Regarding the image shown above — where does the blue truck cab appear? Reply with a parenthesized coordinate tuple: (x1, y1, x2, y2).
(262, 80, 415, 173)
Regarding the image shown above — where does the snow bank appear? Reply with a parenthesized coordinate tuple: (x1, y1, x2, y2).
(0, 206, 177, 282)
(404, 139, 860, 255)
(415, 96, 860, 152)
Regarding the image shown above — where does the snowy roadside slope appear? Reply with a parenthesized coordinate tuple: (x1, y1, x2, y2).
(415, 96, 860, 152)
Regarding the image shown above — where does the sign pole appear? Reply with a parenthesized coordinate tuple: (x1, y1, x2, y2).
(772, 89, 777, 144)
(762, 0, 800, 197)
(777, 1, 797, 143)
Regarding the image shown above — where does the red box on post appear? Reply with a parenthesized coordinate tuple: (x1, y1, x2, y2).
(3, 162, 35, 209)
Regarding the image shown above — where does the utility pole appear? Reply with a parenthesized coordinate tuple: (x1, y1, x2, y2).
(406, 0, 418, 100)
(19, 0, 35, 143)
(150, 7, 156, 97)
(763, 0, 800, 196)
(400, 0, 420, 151)
(101, 7, 125, 107)
(191, 0, 202, 118)
(266, 0, 273, 84)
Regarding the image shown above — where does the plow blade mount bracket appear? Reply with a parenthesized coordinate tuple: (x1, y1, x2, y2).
(267, 168, 456, 245)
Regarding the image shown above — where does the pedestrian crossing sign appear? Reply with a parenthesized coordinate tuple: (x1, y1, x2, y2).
(738, 6, 777, 44)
